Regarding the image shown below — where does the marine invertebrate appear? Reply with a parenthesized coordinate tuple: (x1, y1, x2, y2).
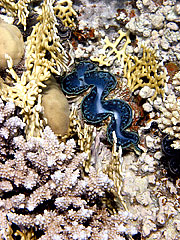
(0, 0, 72, 139)
(154, 92, 180, 149)
(62, 61, 139, 150)
(0, 99, 134, 239)
(162, 135, 180, 177)
(124, 46, 166, 100)
(0, 0, 32, 30)
(54, 0, 77, 28)
(42, 76, 70, 136)
(90, 30, 131, 67)
(0, 20, 24, 69)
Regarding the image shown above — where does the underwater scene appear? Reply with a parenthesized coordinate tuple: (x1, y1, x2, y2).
(0, 0, 180, 239)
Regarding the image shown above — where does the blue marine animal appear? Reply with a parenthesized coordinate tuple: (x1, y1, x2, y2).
(162, 135, 180, 177)
(61, 61, 140, 150)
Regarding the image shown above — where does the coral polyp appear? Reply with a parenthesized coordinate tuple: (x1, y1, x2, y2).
(62, 61, 140, 150)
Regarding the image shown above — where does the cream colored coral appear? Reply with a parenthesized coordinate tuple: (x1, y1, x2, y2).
(0, 0, 72, 139)
(124, 46, 166, 100)
(154, 93, 180, 149)
(90, 30, 131, 67)
(0, 21, 24, 69)
(0, 0, 31, 30)
(42, 77, 70, 136)
(172, 71, 180, 92)
(54, 0, 77, 28)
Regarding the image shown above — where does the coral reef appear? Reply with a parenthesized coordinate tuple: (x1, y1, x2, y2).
(0, 0, 31, 29)
(1, 0, 180, 239)
(54, 0, 77, 28)
(62, 61, 139, 150)
(154, 91, 180, 149)
(0, 97, 134, 240)
(0, 0, 72, 139)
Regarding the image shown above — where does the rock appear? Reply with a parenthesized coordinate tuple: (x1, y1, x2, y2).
(151, 14, 165, 30)
(139, 86, 155, 99)
(167, 22, 179, 31)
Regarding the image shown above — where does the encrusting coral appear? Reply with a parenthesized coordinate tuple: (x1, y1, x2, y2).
(0, 20, 24, 69)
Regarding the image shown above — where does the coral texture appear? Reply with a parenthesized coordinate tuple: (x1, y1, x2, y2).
(90, 30, 130, 67)
(0, 98, 134, 240)
(0, 0, 31, 29)
(124, 46, 166, 100)
(0, 20, 24, 69)
(0, 0, 72, 139)
(42, 77, 70, 136)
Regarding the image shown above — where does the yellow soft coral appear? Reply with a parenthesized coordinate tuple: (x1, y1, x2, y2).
(124, 46, 166, 100)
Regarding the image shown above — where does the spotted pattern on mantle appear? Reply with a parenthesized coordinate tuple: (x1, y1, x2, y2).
(62, 61, 140, 150)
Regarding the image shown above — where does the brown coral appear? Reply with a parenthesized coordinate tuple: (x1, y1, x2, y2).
(42, 77, 70, 136)
(0, 21, 24, 69)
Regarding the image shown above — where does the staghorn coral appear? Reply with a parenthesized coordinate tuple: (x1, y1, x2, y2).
(0, 20, 24, 69)
(90, 29, 131, 67)
(124, 46, 166, 100)
(0, 0, 72, 139)
(0, 98, 137, 240)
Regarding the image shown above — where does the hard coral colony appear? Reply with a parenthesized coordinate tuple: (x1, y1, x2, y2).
(0, 0, 180, 240)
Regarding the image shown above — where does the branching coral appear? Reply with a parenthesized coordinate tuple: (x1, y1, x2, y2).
(0, 98, 135, 240)
(154, 92, 180, 149)
(54, 0, 77, 28)
(0, 0, 72, 139)
(90, 30, 131, 67)
(124, 46, 166, 100)
(0, 0, 32, 30)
